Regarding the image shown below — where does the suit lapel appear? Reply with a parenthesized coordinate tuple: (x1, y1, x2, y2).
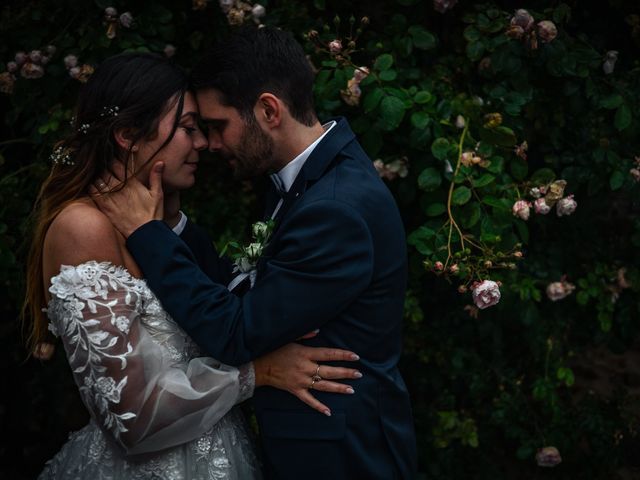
(269, 117, 356, 229)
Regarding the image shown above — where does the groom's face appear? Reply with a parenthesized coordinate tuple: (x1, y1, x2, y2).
(196, 88, 274, 180)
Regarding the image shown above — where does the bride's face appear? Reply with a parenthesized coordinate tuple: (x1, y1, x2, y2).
(135, 92, 207, 193)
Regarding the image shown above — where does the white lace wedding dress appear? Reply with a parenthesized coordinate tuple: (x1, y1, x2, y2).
(39, 261, 262, 479)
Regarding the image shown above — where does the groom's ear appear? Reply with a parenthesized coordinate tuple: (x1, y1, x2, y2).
(254, 93, 282, 129)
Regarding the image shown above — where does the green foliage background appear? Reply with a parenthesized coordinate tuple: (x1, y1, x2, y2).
(1, 0, 640, 478)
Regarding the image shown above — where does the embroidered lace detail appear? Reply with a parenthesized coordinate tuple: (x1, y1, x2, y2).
(40, 261, 261, 479)
(47, 262, 139, 439)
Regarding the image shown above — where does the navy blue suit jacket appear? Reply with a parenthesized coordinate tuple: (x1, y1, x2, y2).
(127, 118, 417, 479)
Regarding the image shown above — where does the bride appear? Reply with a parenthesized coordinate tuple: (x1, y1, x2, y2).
(23, 52, 361, 479)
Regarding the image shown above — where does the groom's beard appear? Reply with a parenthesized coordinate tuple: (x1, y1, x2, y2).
(226, 117, 275, 180)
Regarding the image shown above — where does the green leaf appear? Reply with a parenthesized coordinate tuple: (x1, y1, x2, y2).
(380, 96, 406, 130)
(615, 105, 632, 131)
(407, 226, 435, 255)
(472, 174, 495, 188)
(480, 126, 516, 147)
(482, 196, 510, 211)
(411, 112, 430, 129)
(425, 202, 447, 217)
(466, 41, 485, 61)
(452, 186, 472, 205)
(379, 69, 398, 82)
(414, 91, 432, 104)
(408, 25, 437, 50)
(530, 168, 556, 185)
(600, 94, 623, 109)
(418, 168, 442, 191)
(431, 138, 450, 161)
(609, 170, 625, 191)
(510, 157, 528, 181)
(459, 202, 482, 228)
(363, 88, 385, 113)
(374, 54, 394, 71)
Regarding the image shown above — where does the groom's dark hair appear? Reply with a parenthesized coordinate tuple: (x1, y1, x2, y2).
(191, 26, 317, 127)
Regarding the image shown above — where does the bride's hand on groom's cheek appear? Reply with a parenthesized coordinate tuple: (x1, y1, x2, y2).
(90, 161, 165, 238)
(253, 343, 362, 417)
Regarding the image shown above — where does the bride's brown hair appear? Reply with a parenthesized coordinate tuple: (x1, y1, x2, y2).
(22, 52, 189, 354)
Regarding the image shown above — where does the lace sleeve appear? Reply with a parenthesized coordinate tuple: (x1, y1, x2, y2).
(47, 261, 250, 455)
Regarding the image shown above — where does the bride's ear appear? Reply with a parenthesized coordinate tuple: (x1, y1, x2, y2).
(113, 128, 139, 152)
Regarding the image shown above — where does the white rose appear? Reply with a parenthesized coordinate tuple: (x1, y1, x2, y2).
(64, 54, 78, 69)
(245, 243, 263, 259)
(546, 281, 575, 301)
(252, 221, 269, 239)
(536, 446, 562, 467)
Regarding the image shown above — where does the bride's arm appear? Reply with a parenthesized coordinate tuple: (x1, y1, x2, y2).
(45, 207, 245, 454)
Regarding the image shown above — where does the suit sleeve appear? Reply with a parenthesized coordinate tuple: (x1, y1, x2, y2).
(127, 200, 373, 365)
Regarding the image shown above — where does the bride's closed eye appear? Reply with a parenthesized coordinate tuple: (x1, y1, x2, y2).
(181, 125, 198, 135)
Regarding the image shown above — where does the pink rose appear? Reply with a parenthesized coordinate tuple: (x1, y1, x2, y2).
(20, 62, 44, 79)
(536, 446, 562, 467)
(546, 281, 575, 301)
(472, 280, 501, 309)
(556, 195, 577, 217)
(534, 198, 551, 215)
(512, 200, 532, 220)
(434, 261, 444, 271)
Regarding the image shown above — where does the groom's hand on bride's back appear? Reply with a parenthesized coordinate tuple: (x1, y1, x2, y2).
(90, 161, 165, 238)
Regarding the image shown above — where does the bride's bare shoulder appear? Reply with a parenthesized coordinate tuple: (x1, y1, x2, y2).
(44, 199, 125, 267)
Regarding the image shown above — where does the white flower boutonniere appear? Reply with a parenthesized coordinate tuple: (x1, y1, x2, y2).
(224, 220, 274, 289)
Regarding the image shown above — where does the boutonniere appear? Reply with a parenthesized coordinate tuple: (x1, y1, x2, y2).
(222, 220, 274, 288)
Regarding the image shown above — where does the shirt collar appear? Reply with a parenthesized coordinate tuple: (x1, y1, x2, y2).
(269, 120, 336, 192)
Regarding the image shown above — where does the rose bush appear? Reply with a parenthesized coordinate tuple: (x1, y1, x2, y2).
(1, 0, 640, 478)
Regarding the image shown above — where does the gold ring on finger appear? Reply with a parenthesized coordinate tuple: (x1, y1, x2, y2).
(314, 363, 321, 378)
(309, 377, 317, 390)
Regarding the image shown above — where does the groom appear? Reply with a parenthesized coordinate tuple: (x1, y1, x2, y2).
(98, 27, 416, 479)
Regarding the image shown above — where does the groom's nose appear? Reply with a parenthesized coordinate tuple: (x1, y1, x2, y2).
(207, 130, 223, 152)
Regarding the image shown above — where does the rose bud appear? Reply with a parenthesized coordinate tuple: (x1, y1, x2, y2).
(14, 51, 27, 65)
(455, 115, 465, 129)
(104, 6, 118, 18)
(461, 152, 474, 167)
(449, 264, 459, 274)
(119, 12, 134, 28)
(6, 61, 18, 73)
(511, 9, 534, 31)
(329, 39, 343, 54)
(29, 50, 43, 64)
(434, 261, 444, 271)
(603, 50, 619, 75)
(537, 21, 558, 43)
(458, 285, 468, 293)
(630, 168, 640, 182)
(164, 44, 176, 58)
(513, 251, 523, 258)
(252, 4, 266, 19)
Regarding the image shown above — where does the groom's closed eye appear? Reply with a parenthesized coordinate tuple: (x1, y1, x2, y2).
(202, 119, 228, 134)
